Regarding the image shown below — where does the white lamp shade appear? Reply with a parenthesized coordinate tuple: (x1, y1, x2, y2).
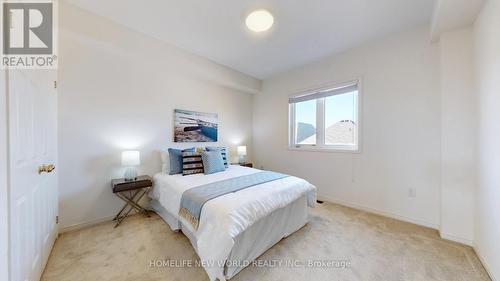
(237, 146, 247, 156)
(121, 151, 140, 166)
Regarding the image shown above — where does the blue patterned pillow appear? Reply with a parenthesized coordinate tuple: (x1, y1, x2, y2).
(182, 151, 204, 176)
(201, 151, 226, 175)
(205, 146, 229, 168)
(168, 147, 195, 175)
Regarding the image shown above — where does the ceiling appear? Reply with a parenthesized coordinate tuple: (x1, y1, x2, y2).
(431, 0, 484, 41)
(65, 0, 436, 80)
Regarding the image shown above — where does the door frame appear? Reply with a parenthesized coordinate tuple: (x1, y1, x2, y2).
(0, 69, 10, 281)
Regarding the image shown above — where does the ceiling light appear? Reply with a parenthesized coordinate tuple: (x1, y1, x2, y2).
(245, 10, 274, 32)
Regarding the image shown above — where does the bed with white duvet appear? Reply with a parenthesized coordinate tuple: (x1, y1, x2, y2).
(149, 165, 316, 281)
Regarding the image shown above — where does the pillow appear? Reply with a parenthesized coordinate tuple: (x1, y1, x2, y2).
(182, 151, 204, 176)
(205, 146, 229, 168)
(168, 147, 195, 175)
(201, 151, 226, 175)
(160, 150, 169, 173)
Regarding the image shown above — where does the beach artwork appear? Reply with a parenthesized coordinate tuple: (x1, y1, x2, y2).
(174, 109, 218, 142)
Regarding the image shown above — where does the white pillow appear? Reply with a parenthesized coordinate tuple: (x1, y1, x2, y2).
(160, 149, 170, 174)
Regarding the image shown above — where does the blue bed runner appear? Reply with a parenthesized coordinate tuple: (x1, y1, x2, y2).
(179, 171, 289, 229)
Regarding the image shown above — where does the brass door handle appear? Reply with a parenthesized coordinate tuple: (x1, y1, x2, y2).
(38, 164, 55, 174)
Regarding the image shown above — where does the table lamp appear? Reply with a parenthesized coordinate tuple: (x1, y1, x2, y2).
(122, 150, 140, 181)
(237, 146, 247, 164)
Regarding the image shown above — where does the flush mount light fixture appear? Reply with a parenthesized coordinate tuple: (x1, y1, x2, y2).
(245, 9, 274, 32)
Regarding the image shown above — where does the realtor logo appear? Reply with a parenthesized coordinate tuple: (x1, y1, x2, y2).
(1, 1, 57, 68)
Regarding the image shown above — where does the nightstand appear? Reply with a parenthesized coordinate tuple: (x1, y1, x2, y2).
(111, 175, 152, 227)
(234, 163, 253, 168)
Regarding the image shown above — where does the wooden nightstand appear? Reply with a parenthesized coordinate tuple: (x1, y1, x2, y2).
(233, 163, 253, 168)
(111, 175, 153, 227)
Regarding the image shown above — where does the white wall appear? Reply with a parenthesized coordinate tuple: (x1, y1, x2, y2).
(254, 26, 441, 228)
(474, 0, 500, 279)
(438, 28, 476, 245)
(58, 2, 259, 230)
(0, 70, 9, 281)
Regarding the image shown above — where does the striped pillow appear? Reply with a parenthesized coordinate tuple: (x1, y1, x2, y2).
(205, 146, 229, 168)
(168, 147, 195, 175)
(182, 151, 204, 176)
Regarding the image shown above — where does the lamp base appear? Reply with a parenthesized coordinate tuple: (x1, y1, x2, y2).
(124, 167, 137, 181)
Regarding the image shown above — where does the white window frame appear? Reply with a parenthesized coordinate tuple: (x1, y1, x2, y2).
(288, 79, 362, 153)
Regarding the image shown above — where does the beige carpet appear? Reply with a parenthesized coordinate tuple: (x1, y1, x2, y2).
(42, 203, 491, 281)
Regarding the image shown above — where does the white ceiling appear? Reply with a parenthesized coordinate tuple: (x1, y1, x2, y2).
(65, 0, 436, 80)
(430, 0, 484, 41)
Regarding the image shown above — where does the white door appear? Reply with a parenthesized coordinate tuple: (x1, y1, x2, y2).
(8, 69, 58, 281)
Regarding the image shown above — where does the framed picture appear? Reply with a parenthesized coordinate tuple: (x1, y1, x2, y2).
(174, 109, 218, 142)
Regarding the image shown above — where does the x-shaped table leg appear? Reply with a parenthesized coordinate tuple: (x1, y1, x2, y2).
(113, 187, 151, 227)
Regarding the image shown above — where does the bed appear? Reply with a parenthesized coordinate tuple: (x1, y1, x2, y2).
(149, 165, 316, 281)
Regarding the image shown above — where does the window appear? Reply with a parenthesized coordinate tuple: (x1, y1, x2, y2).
(294, 99, 316, 145)
(289, 81, 360, 152)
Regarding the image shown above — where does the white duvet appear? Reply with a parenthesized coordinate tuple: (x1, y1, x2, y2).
(151, 165, 316, 281)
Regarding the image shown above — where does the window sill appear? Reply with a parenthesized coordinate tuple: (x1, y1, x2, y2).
(288, 146, 360, 154)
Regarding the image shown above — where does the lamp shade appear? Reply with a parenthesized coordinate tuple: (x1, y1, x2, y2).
(237, 146, 247, 156)
(121, 151, 140, 166)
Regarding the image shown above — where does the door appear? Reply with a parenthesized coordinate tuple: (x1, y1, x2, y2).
(8, 69, 58, 281)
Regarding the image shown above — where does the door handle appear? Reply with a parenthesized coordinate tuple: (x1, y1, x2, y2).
(38, 164, 55, 174)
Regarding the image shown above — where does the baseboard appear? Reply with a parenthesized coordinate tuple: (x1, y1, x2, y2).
(59, 215, 115, 233)
(439, 232, 474, 246)
(317, 195, 439, 230)
(474, 246, 498, 281)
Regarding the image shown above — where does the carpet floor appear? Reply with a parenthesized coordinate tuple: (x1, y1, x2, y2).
(42, 202, 491, 281)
